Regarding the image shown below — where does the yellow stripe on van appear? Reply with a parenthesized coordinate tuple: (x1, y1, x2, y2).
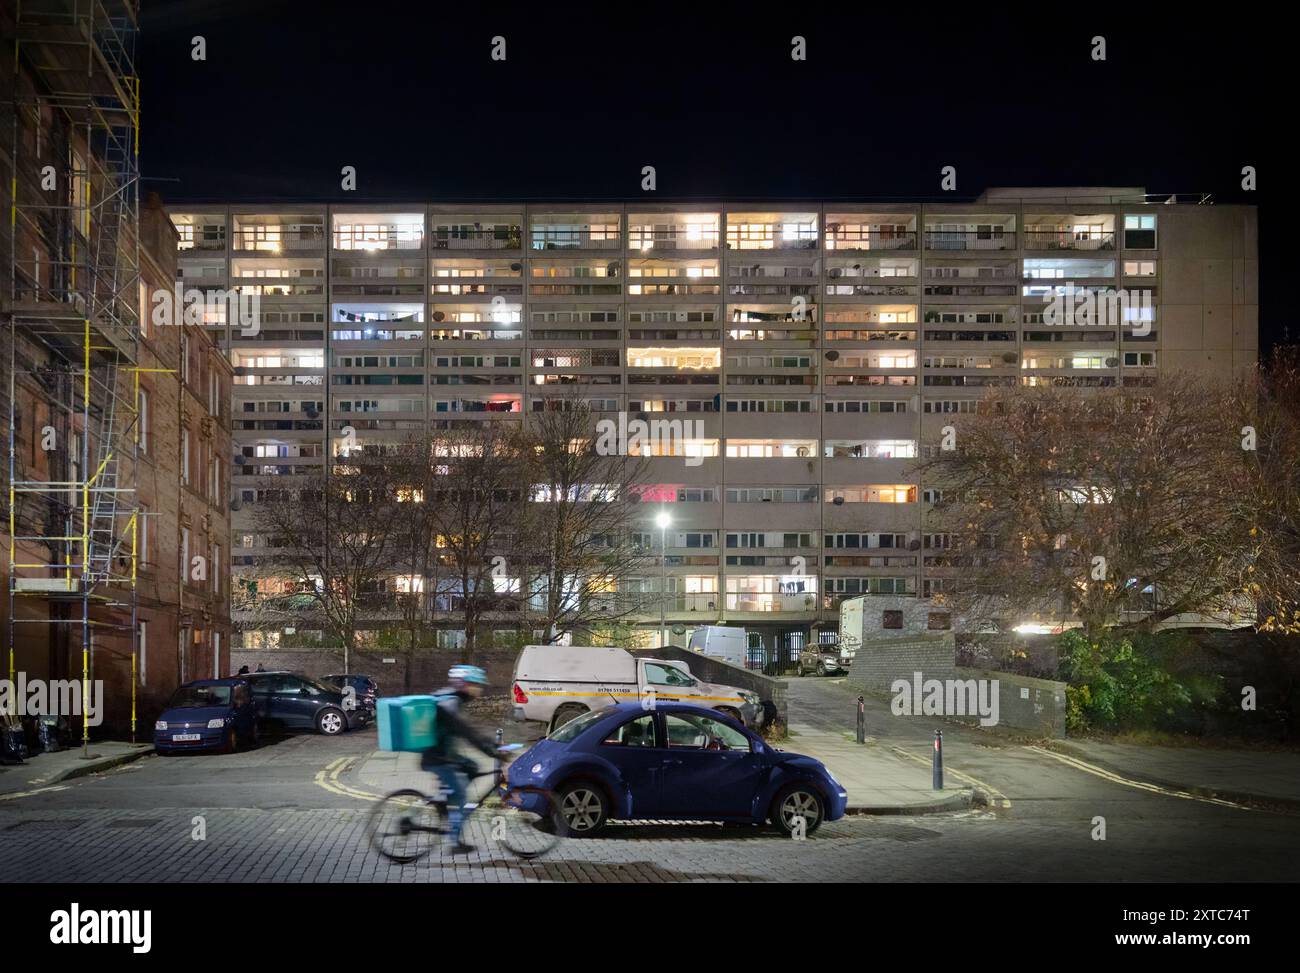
(523, 690, 744, 703)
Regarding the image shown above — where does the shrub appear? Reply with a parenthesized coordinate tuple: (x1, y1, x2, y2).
(1059, 630, 1192, 733)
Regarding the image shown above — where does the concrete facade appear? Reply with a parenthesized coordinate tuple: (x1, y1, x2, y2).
(162, 191, 1257, 666)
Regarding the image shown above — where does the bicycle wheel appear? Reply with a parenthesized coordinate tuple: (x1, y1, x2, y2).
(368, 789, 444, 864)
(474, 786, 563, 859)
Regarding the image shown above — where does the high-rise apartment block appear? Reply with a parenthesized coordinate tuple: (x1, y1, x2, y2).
(169, 190, 1257, 662)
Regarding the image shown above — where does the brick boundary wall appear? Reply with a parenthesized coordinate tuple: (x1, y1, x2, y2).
(844, 634, 1068, 738)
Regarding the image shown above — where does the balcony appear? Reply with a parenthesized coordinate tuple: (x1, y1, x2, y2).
(628, 215, 721, 252)
(530, 216, 621, 251)
(332, 213, 425, 252)
(429, 222, 522, 251)
(924, 229, 1017, 251)
(1022, 227, 1115, 252)
(232, 221, 326, 254)
(726, 213, 818, 251)
(824, 225, 918, 251)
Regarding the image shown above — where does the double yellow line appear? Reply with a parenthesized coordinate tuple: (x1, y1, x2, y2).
(313, 757, 383, 803)
(1026, 746, 1253, 811)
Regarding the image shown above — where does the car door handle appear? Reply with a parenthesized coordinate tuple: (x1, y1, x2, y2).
(663, 759, 683, 766)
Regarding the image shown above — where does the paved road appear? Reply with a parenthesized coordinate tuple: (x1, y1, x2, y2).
(2, 682, 1298, 882)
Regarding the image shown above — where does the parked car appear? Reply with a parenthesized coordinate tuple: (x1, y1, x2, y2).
(154, 678, 258, 754)
(321, 673, 379, 716)
(798, 645, 846, 677)
(512, 644, 764, 733)
(506, 702, 847, 837)
(244, 671, 369, 735)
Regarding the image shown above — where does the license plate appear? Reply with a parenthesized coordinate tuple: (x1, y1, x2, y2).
(172, 733, 201, 742)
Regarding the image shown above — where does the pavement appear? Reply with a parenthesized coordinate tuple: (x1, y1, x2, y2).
(0, 741, 153, 798)
(781, 721, 970, 813)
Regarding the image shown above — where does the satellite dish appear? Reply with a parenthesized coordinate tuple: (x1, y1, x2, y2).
(1105, 357, 1120, 368)
(1002, 351, 1018, 364)
(908, 539, 922, 551)
(671, 624, 686, 636)
(833, 496, 845, 506)
(230, 497, 242, 511)
(829, 268, 842, 278)
(824, 350, 840, 361)
(509, 262, 522, 272)
(432, 310, 445, 322)
(233, 366, 247, 376)
(796, 446, 809, 458)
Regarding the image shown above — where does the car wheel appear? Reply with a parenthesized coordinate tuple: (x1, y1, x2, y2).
(316, 708, 346, 736)
(772, 783, 825, 836)
(549, 705, 588, 735)
(817, 661, 827, 677)
(556, 781, 608, 837)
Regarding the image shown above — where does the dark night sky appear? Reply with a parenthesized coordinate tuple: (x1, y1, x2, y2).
(137, 1, 1283, 342)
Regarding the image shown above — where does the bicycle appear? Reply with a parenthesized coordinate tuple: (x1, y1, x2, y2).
(367, 745, 563, 863)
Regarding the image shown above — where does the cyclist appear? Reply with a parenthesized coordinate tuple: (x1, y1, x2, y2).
(419, 664, 503, 854)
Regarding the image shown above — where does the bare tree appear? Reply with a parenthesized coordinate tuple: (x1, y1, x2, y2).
(516, 392, 653, 643)
(922, 373, 1254, 637)
(1226, 348, 1300, 634)
(252, 457, 402, 672)
(418, 423, 528, 658)
(383, 434, 447, 689)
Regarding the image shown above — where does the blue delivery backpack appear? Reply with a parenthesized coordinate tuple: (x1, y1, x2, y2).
(376, 694, 448, 752)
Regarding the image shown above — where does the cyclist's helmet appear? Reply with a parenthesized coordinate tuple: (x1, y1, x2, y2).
(448, 664, 488, 686)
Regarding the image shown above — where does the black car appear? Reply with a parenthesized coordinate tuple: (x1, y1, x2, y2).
(244, 671, 369, 736)
(321, 673, 379, 716)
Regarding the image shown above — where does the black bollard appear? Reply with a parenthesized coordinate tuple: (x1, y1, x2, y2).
(932, 729, 944, 790)
(856, 695, 866, 744)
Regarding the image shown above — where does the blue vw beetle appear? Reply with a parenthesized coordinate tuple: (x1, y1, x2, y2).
(154, 678, 258, 754)
(506, 702, 847, 836)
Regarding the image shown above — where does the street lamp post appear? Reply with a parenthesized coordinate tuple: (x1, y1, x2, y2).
(656, 511, 671, 648)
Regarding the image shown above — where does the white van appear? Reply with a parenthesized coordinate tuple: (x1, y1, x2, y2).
(686, 625, 748, 668)
(511, 644, 763, 732)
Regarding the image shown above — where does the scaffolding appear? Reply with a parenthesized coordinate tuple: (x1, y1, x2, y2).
(5, 0, 141, 747)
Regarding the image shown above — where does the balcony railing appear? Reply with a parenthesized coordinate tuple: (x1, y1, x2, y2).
(924, 230, 1017, 251)
(332, 228, 424, 251)
(629, 228, 721, 249)
(431, 229, 522, 250)
(1022, 229, 1115, 251)
(530, 230, 621, 250)
(233, 227, 326, 252)
(825, 229, 918, 250)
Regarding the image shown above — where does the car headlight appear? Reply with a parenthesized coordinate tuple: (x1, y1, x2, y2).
(531, 763, 544, 774)
(155, 721, 167, 731)
(206, 718, 226, 729)
(738, 691, 760, 704)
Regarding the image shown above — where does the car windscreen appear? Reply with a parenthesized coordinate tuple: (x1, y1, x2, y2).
(166, 685, 233, 708)
(548, 707, 615, 742)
